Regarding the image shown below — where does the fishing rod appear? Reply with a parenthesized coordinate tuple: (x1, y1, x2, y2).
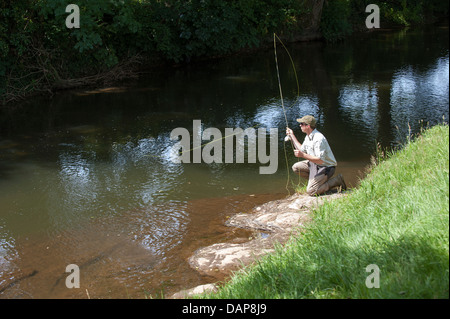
(274, 34, 299, 125)
(273, 33, 301, 193)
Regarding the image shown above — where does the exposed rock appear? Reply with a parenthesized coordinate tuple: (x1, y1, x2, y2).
(169, 283, 218, 299)
(188, 192, 346, 276)
(226, 209, 310, 233)
(226, 192, 344, 232)
(188, 232, 288, 278)
(173, 191, 347, 298)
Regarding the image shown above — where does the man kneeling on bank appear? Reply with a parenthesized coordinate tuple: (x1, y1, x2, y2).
(286, 115, 346, 196)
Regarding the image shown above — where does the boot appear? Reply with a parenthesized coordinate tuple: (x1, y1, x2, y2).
(326, 174, 347, 192)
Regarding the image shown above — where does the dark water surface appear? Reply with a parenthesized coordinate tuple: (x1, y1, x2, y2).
(0, 22, 448, 298)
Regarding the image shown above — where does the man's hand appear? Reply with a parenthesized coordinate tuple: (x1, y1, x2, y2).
(294, 150, 304, 158)
(286, 127, 294, 138)
(295, 150, 325, 165)
(287, 127, 303, 153)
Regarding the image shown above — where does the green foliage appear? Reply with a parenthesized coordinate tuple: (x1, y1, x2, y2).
(1, 0, 310, 103)
(37, 0, 142, 68)
(380, 0, 425, 26)
(349, 0, 449, 27)
(1, 0, 448, 105)
(320, 0, 353, 42)
(320, 0, 449, 41)
(135, 0, 307, 62)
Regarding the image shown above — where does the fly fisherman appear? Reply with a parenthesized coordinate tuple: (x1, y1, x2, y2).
(285, 115, 346, 196)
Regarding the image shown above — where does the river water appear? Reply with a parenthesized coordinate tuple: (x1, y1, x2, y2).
(0, 21, 448, 298)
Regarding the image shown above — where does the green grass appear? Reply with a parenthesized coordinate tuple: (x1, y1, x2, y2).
(204, 124, 449, 299)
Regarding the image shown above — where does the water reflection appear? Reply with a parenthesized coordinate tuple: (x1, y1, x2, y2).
(339, 83, 379, 146)
(0, 22, 448, 298)
(0, 226, 17, 280)
(252, 95, 321, 129)
(125, 201, 189, 255)
(391, 55, 449, 142)
(59, 152, 98, 203)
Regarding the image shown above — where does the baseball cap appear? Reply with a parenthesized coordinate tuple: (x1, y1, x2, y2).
(296, 115, 316, 127)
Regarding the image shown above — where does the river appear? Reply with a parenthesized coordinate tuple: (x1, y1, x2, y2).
(0, 21, 448, 298)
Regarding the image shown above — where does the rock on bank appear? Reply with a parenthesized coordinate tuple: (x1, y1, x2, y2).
(187, 192, 346, 280)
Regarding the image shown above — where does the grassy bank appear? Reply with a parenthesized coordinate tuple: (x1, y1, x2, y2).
(205, 124, 449, 299)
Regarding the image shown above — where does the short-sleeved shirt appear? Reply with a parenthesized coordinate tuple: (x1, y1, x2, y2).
(300, 129, 337, 167)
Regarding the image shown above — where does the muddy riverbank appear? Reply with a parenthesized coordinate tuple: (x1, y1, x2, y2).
(170, 190, 347, 298)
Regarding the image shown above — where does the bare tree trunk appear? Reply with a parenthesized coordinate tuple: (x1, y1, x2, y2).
(308, 0, 325, 31)
(292, 0, 324, 41)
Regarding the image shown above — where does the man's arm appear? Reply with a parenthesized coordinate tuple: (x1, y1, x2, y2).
(286, 128, 324, 164)
(294, 150, 325, 165)
(286, 128, 302, 150)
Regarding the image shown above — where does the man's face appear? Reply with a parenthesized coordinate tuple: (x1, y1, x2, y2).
(299, 122, 309, 133)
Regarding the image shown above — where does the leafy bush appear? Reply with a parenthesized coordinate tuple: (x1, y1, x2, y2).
(136, 0, 306, 62)
(320, 0, 353, 42)
(1, 0, 448, 105)
(349, 0, 449, 27)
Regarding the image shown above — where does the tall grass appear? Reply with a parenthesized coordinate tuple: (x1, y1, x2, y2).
(205, 124, 449, 299)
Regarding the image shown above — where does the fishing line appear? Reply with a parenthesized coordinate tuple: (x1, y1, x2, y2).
(274, 33, 300, 98)
(145, 123, 262, 159)
(174, 123, 263, 158)
(273, 33, 301, 194)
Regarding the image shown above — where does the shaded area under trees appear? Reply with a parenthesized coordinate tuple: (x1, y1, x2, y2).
(1, 0, 448, 106)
